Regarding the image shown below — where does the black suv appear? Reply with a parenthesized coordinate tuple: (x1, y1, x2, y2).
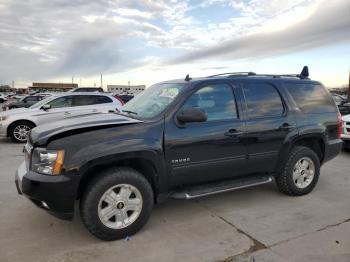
(15, 67, 343, 241)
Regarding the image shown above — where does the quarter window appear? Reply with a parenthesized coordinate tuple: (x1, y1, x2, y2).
(182, 84, 237, 121)
(243, 83, 284, 118)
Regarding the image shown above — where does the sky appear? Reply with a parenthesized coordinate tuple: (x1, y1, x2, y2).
(0, 0, 349, 89)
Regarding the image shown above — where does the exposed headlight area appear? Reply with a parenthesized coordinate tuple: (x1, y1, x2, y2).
(31, 148, 65, 175)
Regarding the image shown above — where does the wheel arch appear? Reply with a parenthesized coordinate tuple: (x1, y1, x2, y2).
(276, 134, 325, 173)
(76, 155, 160, 203)
(7, 119, 36, 137)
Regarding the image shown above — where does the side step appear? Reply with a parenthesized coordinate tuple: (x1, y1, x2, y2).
(170, 175, 273, 200)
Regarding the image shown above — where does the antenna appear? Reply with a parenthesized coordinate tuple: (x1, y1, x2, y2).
(185, 74, 192, 81)
(299, 66, 309, 79)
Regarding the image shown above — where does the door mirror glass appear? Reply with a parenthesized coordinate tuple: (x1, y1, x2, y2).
(177, 107, 207, 124)
(41, 104, 51, 110)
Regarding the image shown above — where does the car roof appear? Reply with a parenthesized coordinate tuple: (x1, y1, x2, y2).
(159, 75, 321, 86)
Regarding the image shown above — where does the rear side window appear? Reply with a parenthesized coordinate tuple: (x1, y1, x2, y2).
(48, 96, 73, 108)
(243, 83, 284, 118)
(95, 96, 113, 104)
(285, 83, 335, 113)
(72, 95, 97, 106)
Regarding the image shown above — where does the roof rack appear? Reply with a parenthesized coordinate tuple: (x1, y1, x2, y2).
(208, 72, 257, 77)
(207, 66, 310, 80)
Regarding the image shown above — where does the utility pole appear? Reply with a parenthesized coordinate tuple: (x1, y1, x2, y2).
(72, 76, 74, 84)
(11, 80, 14, 89)
(348, 70, 350, 102)
(100, 74, 103, 88)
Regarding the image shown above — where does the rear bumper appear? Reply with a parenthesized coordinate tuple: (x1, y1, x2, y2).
(323, 139, 343, 163)
(341, 134, 350, 148)
(15, 161, 79, 220)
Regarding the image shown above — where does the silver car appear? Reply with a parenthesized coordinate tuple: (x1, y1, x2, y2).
(0, 92, 122, 142)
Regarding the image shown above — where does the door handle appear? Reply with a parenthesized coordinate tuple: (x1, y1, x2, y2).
(279, 123, 296, 130)
(64, 112, 71, 116)
(92, 109, 98, 113)
(224, 129, 244, 137)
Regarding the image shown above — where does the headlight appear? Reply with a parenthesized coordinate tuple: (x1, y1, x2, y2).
(31, 148, 65, 175)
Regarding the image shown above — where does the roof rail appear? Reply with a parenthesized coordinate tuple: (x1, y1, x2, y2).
(208, 72, 256, 77)
(207, 66, 310, 80)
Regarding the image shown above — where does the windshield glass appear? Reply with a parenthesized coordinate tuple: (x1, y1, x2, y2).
(122, 83, 186, 119)
(29, 96, 55, 109)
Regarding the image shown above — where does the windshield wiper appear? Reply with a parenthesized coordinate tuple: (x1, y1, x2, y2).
(122, 110, 138, 115)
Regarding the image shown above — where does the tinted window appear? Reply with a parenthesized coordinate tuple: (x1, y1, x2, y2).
(182, 84, 237, 121)
(285, 83, 335, 113)
(72, 95, 97, 106)
(47, 96, 73, 108)
(23, 96, 38, 102)
(95, 96, 112, 104)
(243, 83, 284, 118)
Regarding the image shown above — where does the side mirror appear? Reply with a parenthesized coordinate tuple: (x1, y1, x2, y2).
(41, 104, 51, 110)
(176, 107, 207, 124)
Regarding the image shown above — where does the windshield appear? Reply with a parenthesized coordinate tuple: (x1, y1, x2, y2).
(29, 96, 55, 109)
(122, 83, 186, 119)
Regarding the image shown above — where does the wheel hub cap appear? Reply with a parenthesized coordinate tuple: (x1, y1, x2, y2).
(292, 157, 315, 189)
(98, 184, 143, 229)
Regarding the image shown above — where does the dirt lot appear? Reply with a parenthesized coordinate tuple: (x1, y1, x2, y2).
(0, 137, 349, 262)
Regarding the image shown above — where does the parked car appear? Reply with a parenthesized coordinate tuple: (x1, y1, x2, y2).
(2, 95, 49, 111)
(0, 94, 7, 103)
(332, 94, 350, 115)
(14, 67, 342, 241)
(341, 114, 350, 149)
(70, 87, 104, 92)
(114, 94, 134, 104)
(0, 92, 122, 142)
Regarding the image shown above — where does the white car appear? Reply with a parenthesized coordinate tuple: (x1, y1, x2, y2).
(0, 92, 123, 142)
(342, 114, 350, 149)
(0, 94, 7, 103)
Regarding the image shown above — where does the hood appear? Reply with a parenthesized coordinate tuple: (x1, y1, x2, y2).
(30, 112, 143, 146)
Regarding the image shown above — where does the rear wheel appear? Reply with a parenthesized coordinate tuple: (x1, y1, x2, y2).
(9, 121, 35, 143)
(80, 167, 154, 241)
(276, 146, 320, 196)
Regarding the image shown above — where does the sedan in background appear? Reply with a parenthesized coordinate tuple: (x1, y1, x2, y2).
(0, 92, 123, 142)
(2, 95, 50, 111)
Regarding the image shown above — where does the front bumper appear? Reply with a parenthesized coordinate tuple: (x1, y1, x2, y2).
(15, 161, 79, 220)
(0, 121, 7, 137)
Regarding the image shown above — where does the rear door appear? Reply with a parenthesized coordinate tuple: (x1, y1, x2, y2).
(241, 81, 297, 173)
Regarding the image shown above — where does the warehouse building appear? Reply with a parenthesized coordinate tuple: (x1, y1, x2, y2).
(107, 85, 145, 95)
(28, 83, 78, 92)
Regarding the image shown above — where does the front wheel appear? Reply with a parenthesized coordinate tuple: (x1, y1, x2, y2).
(276, 146, 320, 196)
(9, 121, 35, 143)
(80, 167, 154, 241)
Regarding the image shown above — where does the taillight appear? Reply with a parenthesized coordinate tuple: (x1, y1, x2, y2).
(337, 112, 343, 138)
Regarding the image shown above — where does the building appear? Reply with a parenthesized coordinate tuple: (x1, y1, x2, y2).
(28, 83, 78, 93)
(107, 85, 145, 95)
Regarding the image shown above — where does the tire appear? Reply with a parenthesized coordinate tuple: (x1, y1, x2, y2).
(8, 120, 35, 143)
(275, 146, 320, 196)
(80, 167, 154, 241)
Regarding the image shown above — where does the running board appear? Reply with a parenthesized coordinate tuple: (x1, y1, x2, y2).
(170, 175, 273, 200)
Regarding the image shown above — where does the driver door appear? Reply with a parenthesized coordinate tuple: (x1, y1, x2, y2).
(164, 83, 247, 186)
(35, 96, 73, 125)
